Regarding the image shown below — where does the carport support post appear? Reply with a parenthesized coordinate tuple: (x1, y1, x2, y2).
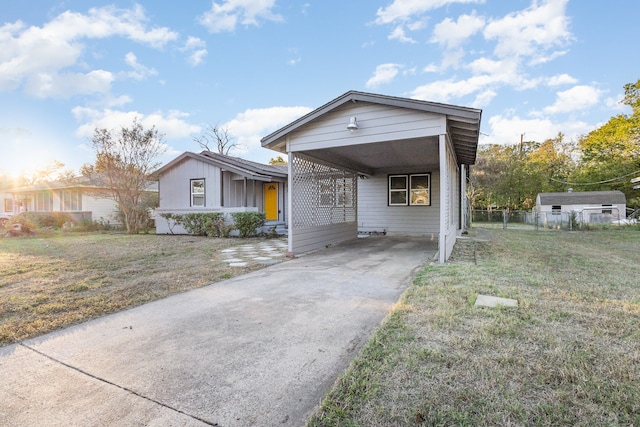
(438, 134, 447, 264)
(287, 149, 294, 255)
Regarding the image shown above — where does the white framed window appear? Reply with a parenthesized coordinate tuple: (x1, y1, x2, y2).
(388, 175, 408, 206)
(389, 174, 431, 206)
(551, 205, 561, 215)
(36, 192, 53, 212)
(319, 179, 334, 207)
(336, 178, 353, 207)
(410, 174, 430, 206)
(61, 190, 81, 211)
(4, 198, 14, 213)
(191, 179, 205, 207)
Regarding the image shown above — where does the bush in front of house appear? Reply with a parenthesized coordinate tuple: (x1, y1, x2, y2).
(230, 212, 265, 238)
(160, 212, 232, 237)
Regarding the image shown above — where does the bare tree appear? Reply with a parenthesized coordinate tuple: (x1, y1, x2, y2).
(193, 123, 241, 155)
(81, 118, 165, 234)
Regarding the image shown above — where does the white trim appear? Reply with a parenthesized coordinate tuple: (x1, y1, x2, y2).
(439, 134, 447, 264)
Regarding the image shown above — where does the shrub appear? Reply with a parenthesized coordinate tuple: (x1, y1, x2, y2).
(230, 211, 265, 238)
(4, 213, 39, 236)
(160, 213, 232, 237)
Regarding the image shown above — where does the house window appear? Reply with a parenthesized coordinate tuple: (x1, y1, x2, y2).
(319, 178, 353, 207)
(61, 190, 81, 211)
(336, 178, 353, 207)
(36, 192, 52, 212)
(191, 179, 205, 207)
(551, 205, 561, 215)
(602, 204, 613, 215)
(410, 174, 430, 206)
(4, 198, 14, 213)
(319, 179, 334, 207)
(389, 174, 431, 206)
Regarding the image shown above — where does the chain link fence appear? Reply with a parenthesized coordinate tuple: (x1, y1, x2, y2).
(472, 208, 634, 230)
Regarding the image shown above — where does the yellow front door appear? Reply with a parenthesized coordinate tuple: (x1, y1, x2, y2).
(264, 183, 278, 221)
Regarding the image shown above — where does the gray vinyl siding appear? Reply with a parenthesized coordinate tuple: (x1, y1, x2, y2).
(158, 158, 221, 209)
(83, 194, 119, 223)
(287, 102, 444, 152)
(290, 222, 357, 254)
(357, 173, 441, 236)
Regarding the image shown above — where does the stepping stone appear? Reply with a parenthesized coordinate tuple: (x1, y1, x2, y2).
(474, 294, 518, 308)
(220, 249, 237, 253)
(229, 262, 248, 267)
(257, 259, 280, 265)
(224, 258, 244, 263)
(252, 256, 272, 261)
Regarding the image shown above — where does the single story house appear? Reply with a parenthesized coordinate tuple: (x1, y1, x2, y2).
(3, 177, 126, 224)
(535, 190, 626, 224)
(152, 151, 288, 234)
(261, 90, 482, 263)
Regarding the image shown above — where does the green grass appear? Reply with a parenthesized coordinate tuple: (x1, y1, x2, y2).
(0, 233, 287, 346)
(308, 228, 640, 426)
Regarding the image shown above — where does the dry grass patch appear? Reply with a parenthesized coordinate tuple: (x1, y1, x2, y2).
(309, 228, 640, 426)
(0, 233, 287, 346)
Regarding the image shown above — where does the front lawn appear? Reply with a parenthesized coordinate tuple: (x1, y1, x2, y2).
(0, 233, 286, 346)
(309, 228, 640, 426)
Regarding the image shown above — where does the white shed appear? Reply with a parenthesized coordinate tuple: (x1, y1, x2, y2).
(261, 91, 482, 263)
(535, 190, 627, 224)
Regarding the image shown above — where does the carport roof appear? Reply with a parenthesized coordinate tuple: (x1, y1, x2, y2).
(261, 90, 483, 165)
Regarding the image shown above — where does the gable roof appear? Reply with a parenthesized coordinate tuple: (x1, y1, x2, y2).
(537, 190, 626, 206)
(151, 151, 287, 181)
(261, 90, 482, 165)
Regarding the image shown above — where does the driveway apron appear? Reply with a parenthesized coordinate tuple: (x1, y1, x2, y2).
(0, 236, 437, 426)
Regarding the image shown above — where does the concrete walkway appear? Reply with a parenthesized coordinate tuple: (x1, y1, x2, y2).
(0, 236, 437, 426)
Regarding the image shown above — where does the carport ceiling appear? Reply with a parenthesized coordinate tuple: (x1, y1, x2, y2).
(301, 137, 440, 176)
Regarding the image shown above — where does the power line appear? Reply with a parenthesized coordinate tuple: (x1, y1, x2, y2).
(548, 169, 640, 186)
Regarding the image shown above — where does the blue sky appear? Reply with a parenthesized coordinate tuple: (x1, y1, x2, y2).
(1, 0, 638, 177)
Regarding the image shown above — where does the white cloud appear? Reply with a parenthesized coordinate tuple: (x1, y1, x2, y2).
(484, 113, 590, 146)
(123, 52, 158, 80)
(483, 0, 572, 61)
(547, 73, 577, 86)
(221, 106, 312, 161)
(0, 5, 178, 97)
(366, 63, 403, 88)
(388, 25, 417, 43)
(431, 13, 485, 49)
(24, 70, 114, 98)
(72, 106, 201, 142)
(543, 85, 603, 114)
(198, 0, 283, 33)
(375, 0, 485, 25)
(181, 36, 208, 66)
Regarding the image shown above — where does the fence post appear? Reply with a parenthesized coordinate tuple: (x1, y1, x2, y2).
(503, 210, 507, 229)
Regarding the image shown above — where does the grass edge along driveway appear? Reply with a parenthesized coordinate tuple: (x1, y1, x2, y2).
(0, 233, 288, 346)
(308, 228, 640, 426)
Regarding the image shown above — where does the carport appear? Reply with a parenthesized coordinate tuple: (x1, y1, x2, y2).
(261, 91, 482, 263)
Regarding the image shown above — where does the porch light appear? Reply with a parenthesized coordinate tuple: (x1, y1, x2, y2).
(347, 116, 358, 131)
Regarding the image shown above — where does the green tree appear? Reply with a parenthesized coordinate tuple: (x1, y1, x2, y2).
(81, 118, 165, 234)
(571, 79, 640, 205)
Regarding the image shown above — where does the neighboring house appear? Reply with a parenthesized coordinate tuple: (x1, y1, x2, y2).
(152, 151, 288, 234)
(4, 177, 126, 225)
(535, 190, 627, 224)
(261, 90, 482, 263)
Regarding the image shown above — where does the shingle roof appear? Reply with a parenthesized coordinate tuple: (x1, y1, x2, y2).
(151, 151, 287, 181)
(537, 190, 626, 206)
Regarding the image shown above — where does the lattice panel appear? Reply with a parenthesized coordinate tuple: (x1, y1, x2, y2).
(291, 153, 357, 228)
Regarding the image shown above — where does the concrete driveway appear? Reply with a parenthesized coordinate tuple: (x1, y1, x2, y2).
(0, 236, 437, 426)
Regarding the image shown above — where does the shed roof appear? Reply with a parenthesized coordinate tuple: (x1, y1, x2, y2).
(261, 90, 482, 165)
(537, 190, 626, 206)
